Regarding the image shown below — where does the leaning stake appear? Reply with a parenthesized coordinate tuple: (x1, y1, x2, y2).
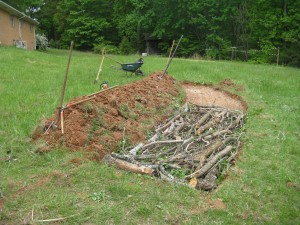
(166, 40, 175, 67)
(54, 41, 74, 134)
(94, 48, 106, 84)
(160, 35, 183, 79)
(59, 41, 74, 110)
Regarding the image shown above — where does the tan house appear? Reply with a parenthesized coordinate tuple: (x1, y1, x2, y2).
(0, 0, 38, 50)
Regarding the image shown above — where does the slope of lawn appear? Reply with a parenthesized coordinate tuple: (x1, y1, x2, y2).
(0, 46, 299, 224)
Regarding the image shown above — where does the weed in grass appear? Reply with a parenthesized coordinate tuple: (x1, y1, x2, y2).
(135, 204, 153, 216)
(170, 168, 187, 179)
(118, 136, 130, 152)
(91, 191, 109, 202)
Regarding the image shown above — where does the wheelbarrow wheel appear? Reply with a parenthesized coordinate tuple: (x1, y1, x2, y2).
(135, 69, 144, 76)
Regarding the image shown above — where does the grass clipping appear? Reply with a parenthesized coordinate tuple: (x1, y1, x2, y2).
(103, 104, 245, 191)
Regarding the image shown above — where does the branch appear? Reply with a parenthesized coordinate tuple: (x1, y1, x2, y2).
(185, 145, 233, 178)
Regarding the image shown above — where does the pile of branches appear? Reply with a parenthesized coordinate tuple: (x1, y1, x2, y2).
(103, 104, 245, 190)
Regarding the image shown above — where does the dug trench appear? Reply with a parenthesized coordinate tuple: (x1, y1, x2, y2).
(33, 71, 247, 190)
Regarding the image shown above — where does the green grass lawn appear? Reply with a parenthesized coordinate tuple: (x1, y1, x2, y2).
(0, 46, 299, 224)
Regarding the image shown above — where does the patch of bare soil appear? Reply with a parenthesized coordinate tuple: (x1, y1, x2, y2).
(208, 199, 227, 210)
(182, 81, 247, 111)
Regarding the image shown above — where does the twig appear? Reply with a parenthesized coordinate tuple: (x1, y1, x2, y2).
(122, 127, 126, 151)
(33, 213, 80, 223)
(155, 114, 181, 132)
(44, 121, 54, 134)
(129, 143, 144, 155)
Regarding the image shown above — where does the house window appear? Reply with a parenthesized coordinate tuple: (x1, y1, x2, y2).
(10, 15, 14, 27)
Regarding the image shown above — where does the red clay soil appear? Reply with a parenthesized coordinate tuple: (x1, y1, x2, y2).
(33, 73, 247, 161)
(33, 72, 181, 160)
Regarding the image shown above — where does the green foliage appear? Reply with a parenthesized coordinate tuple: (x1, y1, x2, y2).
(93, 44, 119, 55)
(93, 37, 120, 54)
(249, 41, 277, 64)
(119, 37, 135, 55)
(8, 0, 297, 65)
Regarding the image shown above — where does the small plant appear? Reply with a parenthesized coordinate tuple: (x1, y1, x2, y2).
(86, 118, 103, 145)
(83, 103, 93, 114)
(116, 136, 130, 153)
(135, 102, 147, 114)
(119, 104, 137, 120)
(136, 205, 151, 216)
(91, 191, 108, 202)
(170, 168, 187, 179)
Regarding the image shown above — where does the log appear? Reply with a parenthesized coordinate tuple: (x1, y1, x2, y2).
(185, 145, 233, 178)
(197, 110, 213, 126)
(204, 130, 232, 140)
(195, 137, 236, 167)
(142, 139, 183, 149)
(103, 154, 154, 175)
(196, 167, 218, 190)
(196, 120, 215, 135)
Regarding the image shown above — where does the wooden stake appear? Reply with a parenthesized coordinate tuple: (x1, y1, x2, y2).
(59, 41, 74, 110)
(160, 35, 183, 79)
(277, 47, 280, 66)
(60, 110, 64, 134)
(166, 40, 175, 66)
(66, 95, 96, 108)
(87, 85, 119, 97)
(94, 48, 106, 83)
(53, 41, 74, 127)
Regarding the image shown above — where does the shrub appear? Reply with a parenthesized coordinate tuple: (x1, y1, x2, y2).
(48, 39, 63, 49)
(119, 37, 134, 55)
(35, 34, 48, 51)
(93, 43, 119, 55)
(93, 37, 120, 54)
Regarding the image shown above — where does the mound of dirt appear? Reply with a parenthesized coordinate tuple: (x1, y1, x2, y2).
(33, 73, 248, 165)
(33, 72, 182, 160)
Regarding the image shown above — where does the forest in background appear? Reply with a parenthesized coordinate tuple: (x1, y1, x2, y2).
(3, 0, 300, 66)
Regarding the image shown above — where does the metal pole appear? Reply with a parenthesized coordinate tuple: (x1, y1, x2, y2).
(160, 35, 183, 79)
